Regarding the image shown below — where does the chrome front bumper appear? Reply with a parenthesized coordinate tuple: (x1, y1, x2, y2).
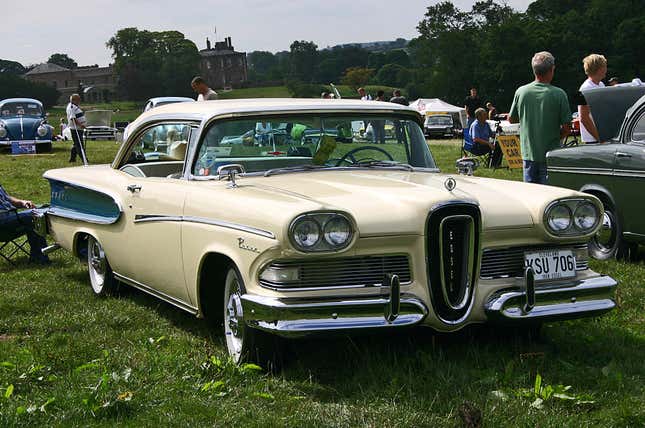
(240, 273, 617, 337)
(241, 293, 428, 338)
(484, 275, 617, 323)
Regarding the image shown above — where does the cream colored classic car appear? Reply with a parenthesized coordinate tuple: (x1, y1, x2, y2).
(42, 99, 617, 364)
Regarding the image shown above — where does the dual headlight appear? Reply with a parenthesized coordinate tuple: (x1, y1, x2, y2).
(545, 199, 601, 236)
(289, 212, 354, 252)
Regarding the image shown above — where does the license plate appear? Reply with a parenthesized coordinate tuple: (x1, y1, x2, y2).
(524, 249, 576, 281)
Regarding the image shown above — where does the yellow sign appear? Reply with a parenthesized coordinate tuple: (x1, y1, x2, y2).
(497, 135, 523, 169)
(426, 111, 450, 116)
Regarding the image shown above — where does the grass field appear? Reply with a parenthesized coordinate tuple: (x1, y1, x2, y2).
(45, 86, 397, 126)
(0, 140, 643, 427)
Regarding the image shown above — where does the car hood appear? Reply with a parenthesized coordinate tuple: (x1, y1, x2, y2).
(241, 170, 580, 236)
(583, 85, 645, 141)
(0, 116, 44, 139)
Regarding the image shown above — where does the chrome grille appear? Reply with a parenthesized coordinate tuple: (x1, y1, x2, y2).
(259, 255, 411, 289)
(480, 243, 589, 279)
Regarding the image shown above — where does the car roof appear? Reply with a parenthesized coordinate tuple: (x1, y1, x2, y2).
(0, 98, 43, 107)
(148, 97, 195, 104)
(131, 98, 421, 129)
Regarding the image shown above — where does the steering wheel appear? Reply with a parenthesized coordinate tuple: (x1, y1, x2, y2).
(334, 146, 394, 167)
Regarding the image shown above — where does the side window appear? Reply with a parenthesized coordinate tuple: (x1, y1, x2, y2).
(631, 111, 645, 142)
(136, 123, 191, 160)
(120, 123, 193, 178)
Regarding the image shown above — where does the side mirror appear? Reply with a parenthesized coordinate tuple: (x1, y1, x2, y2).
(217, 163, 246, 188)
(455, 157, 479, 176)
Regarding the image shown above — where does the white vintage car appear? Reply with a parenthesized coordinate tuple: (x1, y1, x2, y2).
(42, 99, 617, 364)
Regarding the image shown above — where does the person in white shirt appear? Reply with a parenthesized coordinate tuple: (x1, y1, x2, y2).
(66, 94, 87, 162)
(357, 87, 372, 101)
(577, 54, 607, 144)
(191, 76, 218, 101)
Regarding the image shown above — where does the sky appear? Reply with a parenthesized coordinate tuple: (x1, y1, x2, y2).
(4, 0, 532, 67)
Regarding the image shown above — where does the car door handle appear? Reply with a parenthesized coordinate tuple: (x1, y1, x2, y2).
(616, 152, 632, 158)
(127, 184, 142, 193)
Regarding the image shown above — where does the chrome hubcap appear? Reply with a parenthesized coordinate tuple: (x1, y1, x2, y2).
(88, 238, 106, 293)
(226, 291, 244, 339)
(224, 271, 245, 360)
(595, 212, 615, 250)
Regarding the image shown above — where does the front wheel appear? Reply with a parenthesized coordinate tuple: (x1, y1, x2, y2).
(87, 236, 117, 296)
(223, 266, 280, 367)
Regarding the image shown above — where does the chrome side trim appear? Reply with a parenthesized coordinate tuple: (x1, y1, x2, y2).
(612, 169, 645, 179)
(547, 166, 613, 176)
(113, 272, 198, 315)
(133, 214, 275, 239)
(47, 207, 121, 225)
(241, 293, 428, 337)
(623, 231, 645, 240)
(548, 166, 645, 180)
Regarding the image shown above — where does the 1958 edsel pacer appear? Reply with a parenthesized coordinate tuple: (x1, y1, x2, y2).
(42, 99, 617, 363)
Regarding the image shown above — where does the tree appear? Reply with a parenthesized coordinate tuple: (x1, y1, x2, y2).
(0, 74, 59, 108)
(47, 53, 77, 69)
(107, 28, 199, 100)
(341, 67, 374, 90)
(376, 64, 410, 87)
(0, 59, 26, 75)
(289, 40, 318, 82)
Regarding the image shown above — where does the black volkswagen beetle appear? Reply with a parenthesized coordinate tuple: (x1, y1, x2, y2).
(547, 84, 645, 260)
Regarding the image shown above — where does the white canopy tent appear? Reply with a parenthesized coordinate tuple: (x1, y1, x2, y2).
(409, 98, 467, 128)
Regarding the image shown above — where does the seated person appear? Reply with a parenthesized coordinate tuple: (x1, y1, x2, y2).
(255, 121, 273, 146)
(467, 108, 495, 155)
(0, 184, 49, 264)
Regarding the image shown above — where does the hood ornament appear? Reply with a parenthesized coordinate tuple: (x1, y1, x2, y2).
(444, 177, 457, 192)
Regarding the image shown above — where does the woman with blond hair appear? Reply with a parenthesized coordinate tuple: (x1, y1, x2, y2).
(576, 54, 607, 144)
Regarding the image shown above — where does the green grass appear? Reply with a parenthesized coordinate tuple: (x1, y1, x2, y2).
(0, 140, 643, 427)
(218, 86, 293, 99)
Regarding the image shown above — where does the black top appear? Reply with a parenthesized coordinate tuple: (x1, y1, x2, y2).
(573, 91, 587, 106)
(464, 95, 482, 117)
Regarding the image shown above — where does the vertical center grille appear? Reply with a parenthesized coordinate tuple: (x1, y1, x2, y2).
(427, 204, 480, 323)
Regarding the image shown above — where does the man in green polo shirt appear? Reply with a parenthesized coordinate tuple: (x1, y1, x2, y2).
(509, 51, 571, 184)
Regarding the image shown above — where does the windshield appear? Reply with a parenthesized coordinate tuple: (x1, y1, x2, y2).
(426, 115, 452, 126)
(191, 114, 436, 176)
(1, 102, 43, 117)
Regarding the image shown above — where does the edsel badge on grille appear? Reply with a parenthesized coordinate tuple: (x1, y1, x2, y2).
(444, 177, 457, 192)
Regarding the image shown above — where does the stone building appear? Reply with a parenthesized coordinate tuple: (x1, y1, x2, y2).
(24, 63, 118, 104)
(198, 37, 248, 89)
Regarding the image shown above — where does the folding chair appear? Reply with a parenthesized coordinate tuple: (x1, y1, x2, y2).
(461, 127, 493, 168)
(0, 208, 31, 265)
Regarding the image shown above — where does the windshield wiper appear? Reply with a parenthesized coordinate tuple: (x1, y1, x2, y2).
(351, 160, 415, 171)
(263, 164, 327, 177)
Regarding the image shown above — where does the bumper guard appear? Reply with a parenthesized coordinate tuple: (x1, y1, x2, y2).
(485, 274, 617, 323)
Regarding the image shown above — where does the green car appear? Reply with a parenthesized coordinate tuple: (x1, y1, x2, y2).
(547, 84, 645, 260)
